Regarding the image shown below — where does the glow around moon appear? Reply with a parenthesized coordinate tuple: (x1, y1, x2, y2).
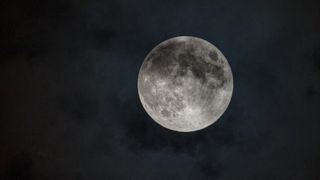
(138, 36, 233, 132)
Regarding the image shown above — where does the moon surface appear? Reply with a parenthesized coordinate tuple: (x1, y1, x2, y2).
(138, 36, 233, 132)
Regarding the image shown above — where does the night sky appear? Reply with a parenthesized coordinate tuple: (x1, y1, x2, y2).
(1, 0, 320, 179)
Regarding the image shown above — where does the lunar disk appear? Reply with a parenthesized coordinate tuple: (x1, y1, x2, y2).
(138, 36, 233, 132)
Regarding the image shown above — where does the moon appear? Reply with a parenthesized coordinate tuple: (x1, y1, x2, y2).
(138, 36, 233, 132)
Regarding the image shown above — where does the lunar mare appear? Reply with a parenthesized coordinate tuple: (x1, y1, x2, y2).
(138, 36, 233, 132)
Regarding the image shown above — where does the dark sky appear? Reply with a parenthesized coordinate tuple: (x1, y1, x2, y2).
(1, 0, 320, 179)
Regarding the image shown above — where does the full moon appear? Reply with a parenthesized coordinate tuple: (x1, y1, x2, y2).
(138, 36, 233, 132)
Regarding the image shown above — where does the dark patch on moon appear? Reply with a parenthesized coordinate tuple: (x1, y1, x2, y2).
(209, 51, 219, 61)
